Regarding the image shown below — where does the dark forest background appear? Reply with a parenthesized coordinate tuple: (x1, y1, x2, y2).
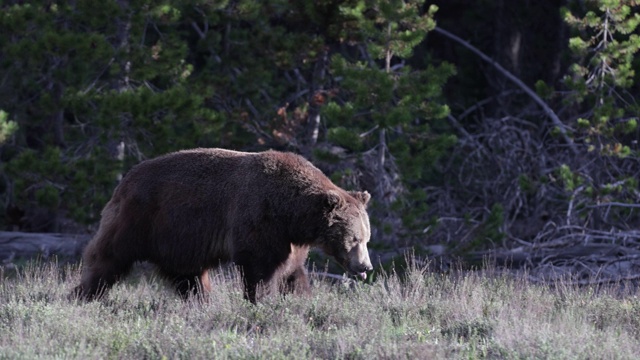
(1, 0, 640, 280)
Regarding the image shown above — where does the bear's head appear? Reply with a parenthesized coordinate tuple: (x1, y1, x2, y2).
(320, 190, 373, 280)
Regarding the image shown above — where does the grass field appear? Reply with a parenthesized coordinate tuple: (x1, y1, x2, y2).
(1, 259, 639, 359)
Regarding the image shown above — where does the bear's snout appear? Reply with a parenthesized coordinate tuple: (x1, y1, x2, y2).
(350, 262, 373, 273)
(353, 263, 373, 280)
(347, 245, 373, 280)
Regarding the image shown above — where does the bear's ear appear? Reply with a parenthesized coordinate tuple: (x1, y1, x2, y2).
(349, 191, 371, 206)
(325, 190, 344, 209)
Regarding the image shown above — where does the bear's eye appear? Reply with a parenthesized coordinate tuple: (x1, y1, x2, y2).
(352, 237, 359, 244)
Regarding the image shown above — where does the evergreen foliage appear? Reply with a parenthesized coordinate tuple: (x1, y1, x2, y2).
(1, 0, 455, 237)
(0, 111, 18, 144)
(0, 1, 224, 226)
(556, 0, 640, 227)
(563, 0, 640, 151)
(0, 0, 639, 268)
(324, 1, 455, 237)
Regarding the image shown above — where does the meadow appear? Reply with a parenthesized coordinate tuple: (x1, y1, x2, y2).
(1, 259, 639, 359)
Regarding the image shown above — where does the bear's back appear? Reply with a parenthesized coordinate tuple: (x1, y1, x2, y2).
(114, 148, 336, 202)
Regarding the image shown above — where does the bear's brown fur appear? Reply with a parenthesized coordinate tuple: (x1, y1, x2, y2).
(73, 148, 372, 303)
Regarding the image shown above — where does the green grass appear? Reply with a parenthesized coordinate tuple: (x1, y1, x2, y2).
(1, 260, 640, 359)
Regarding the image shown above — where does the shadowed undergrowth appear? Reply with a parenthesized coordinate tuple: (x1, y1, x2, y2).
(1, 260, 640, 359)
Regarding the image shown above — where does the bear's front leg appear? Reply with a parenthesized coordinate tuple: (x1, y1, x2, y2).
(283, 266, 311, 296)
(72, 242, 134, 300)
(234, 250, 280, 304)
(166, 269, 213, 299)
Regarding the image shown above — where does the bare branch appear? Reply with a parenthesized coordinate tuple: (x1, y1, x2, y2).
(433, 26, 578, 154)
(587, 202, 640, 209)
(310, 271, 357, 284)
(359, 125, 379, 138)
(191, 21, 206, 39)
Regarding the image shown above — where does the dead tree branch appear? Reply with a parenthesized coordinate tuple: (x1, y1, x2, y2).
(433, 26, 578, 155)
(0, 231, 91, 264)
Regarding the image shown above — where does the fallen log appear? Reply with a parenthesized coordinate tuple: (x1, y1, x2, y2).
(0, 231, 91, 263)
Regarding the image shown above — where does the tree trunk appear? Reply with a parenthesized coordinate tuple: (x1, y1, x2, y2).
(0, 231, 90, 262)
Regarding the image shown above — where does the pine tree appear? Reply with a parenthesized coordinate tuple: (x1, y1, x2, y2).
(321, 1, 455, 243)
(558, 0, 640, 227)
(563, 0, 640, 154)
(0, 1, 222, 227)
(0, 0, 457, 241)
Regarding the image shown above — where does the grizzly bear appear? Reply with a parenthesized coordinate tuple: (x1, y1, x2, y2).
(72, 148, 372, 303)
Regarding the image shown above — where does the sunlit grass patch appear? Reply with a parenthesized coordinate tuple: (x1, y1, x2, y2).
(1, 258, 639, 359)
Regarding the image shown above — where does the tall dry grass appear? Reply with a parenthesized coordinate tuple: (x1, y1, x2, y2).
(1, 259, 639, 359)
